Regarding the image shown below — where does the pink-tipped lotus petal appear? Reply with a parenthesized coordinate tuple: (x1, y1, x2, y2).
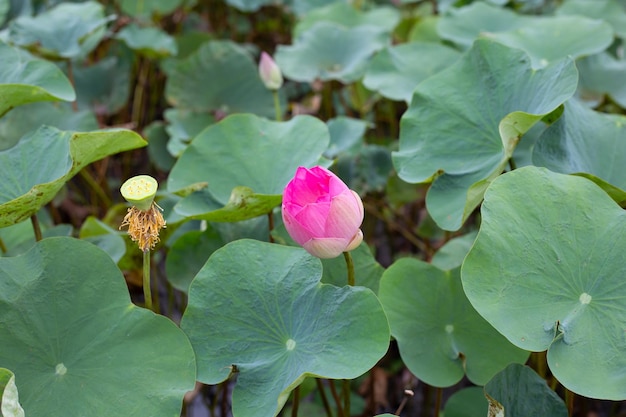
(282, 165, 365, 259)
(303, 237, 351, 259)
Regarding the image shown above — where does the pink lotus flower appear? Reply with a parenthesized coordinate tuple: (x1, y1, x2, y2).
(282, 166, 364, 259)
(258, 51, 283, 90)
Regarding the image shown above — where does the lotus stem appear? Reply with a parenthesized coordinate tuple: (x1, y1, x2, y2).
(273, 90, 282, 121)
(143, 249, 153, 311)
(343, 251, 355, 287)
(31, 214, 42, 242)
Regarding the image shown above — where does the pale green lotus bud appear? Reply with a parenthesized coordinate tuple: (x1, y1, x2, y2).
(259, 51, 283, 90)
(120, 175, 158, 211)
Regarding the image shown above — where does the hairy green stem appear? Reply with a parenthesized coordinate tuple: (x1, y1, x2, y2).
(343, 251, 355, 286)
(31, 214, 42, 242)
(143, 249, 153, 311)
(273, 90, 282, 121)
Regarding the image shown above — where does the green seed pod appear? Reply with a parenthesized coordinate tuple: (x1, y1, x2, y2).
(120, 175, 158, 211)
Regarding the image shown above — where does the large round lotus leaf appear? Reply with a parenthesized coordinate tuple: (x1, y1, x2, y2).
(78, 216, 127, 264)
(484, 16, 612, 68)
(378, 260, 528, 387)
(167, 113, 329, 205)
(293, 2, 400, 37)
(275, 21, 389, 83)
(118, 0, 183, 17)
(557, 0, 626, 39)
(8, 1, 114, 59)
(438, 2, 613, 66)
(290, 0, 342, 15)
(165, 227, 224, 292)
(0, 102, 97, 151)
(0, 42, 75, 118)
(431, 230, 478, 271)
(437, 2, 524, 48)
(484, 364, 567, 417)
(165, 40, 275, 118)
(115, 23, 178, 59)
(325, 116, 369, 159)
(0, 125, 146, 227)
(462, 166, 626, 400)
(0, 237, 196, 416)
(362, 41, 460, 103)
(164, 108, 215, 157)
(72, 54, 131, 116)
(533, 99, 626, 199)
(577, 52, 626, 108)
(181, 239, 390, 417)
(393, 39, 577, 231)
(443, 386, 488, 417)
(0, 368, 24, 417)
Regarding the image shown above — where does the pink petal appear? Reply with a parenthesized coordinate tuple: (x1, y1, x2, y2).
(293, 202, 330, 237)
(324, 190, 364, 239)
(303, 237, 350, 259)
(344, 229, 363, 252)
(282, 205, 315, 246)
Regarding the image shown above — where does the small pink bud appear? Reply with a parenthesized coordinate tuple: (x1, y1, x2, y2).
(259, 51, 283, 90)
(282, 166, 364, 259)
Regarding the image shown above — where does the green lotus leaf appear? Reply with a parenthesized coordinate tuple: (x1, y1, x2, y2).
(115, 23, 178, 59)
(484, 16, 613, 68)
(379, 259, 528, 387)
(164, 108, 215, 157)
(442, 386, 488, 417)
(144, 122, 176, 172)
(165, 40, 275, 117)
(557, 0, 626, 39)
(0, 368, 24, 417)
(533, 99, 626, 201)
(363, 41, 460, 103)
(72, 54, 132, 116)
(407, 15, 441, 43)
(438, 2, 613, 67)
(0, 126, 146, 227)
(325, 116, 370, 159)
(437, 2, 524, 48)
(393, 39, 577, 230)
(0, 42, 75, 118)
(431, 230, 478, 271)
(0, 237, 196, 416)
(0, 102, 97, 151)
(8, 1, 114, 59)
(577, 52, 626, 108)
(462, 166, 626, 399)
(290, 0, 342, 15)
(165, 226, 225, 292)
(484, 364, 567, 416)
(174, 186, 282, 222)
(78, 216, 126, 264)
(275, 22, 389, 83)
(181, 239, 390, 417)
(294, 2, 400, 37)
(167, 113, 329, 205)
(118, 0, 183, 17)
(225, 0, 281, 12)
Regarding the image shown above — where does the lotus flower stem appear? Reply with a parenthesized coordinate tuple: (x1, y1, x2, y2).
(315, 379, 334, 417)
(31, 214, 42, 242)
(343, 251, 355, 287)
(434, 387, 443, 417)
(565, 388, 574, 417)
(291, 385, 300, 417)
(143, 249, 153, 311)
(0, 237, 6, 253)
(328, 379, 345, 417)
(509, 156, 517, 170)
(342, 379, 350, 417)
(273, 90, 282, 122)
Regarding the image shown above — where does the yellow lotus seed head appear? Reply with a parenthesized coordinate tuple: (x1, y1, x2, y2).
(120, 175, 158, 211)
